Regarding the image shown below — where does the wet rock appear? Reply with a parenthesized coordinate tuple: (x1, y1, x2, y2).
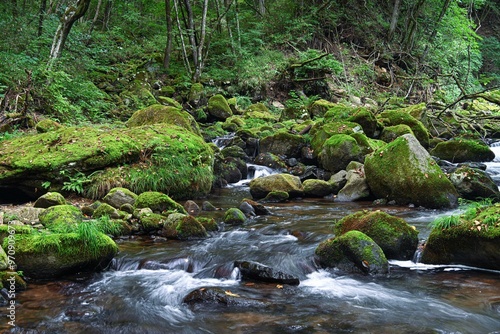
(223, 208, 246, 225)
(183, 287, 271, 309)
(249, 173, 304, 199)
(449, 166, 500, 201)
(328, 170, 348, 194)
(239, 201, 255, 217)
(336, 163, 370, 202)
(103, 187, 138, 209)
(421, 203, 500, 270)
(430, 138, 495, 163)
(333, 210, 419, 260)
(234, 261, 300, 285)
(254, 152, 288, 170)
(208, 94, 233, 121)
(202, 201, 217, 211)
(161, 213, 208, 240)
(315, 230, 389, 276)
(260, 191, 289, 203)
(93, 203, 121, 219)
(33, 192, 67, 208)
(184, 200, 201, 216)
(303, 179, 333, 197)
(240, 199, 271, 215)
(364, 134, 459, 209)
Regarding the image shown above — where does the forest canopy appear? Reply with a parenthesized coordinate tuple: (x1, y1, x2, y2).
(0, 0, 499, 124)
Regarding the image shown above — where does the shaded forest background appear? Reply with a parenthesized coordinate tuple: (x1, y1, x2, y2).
(0, 0, 499, 127)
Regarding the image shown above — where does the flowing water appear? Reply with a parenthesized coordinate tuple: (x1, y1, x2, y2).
(2, 157, 500, 333)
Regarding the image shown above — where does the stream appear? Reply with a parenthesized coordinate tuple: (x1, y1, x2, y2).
(2, 148, 500, 333)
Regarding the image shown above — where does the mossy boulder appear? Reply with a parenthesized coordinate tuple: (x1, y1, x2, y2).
(208, 94, 233, 120)
(126, 104, 201, 136)
(0, 123, 214, 201)
(0, 246, 8, 270)
(303, 179, 333, 197)
(421, 204, 500, 270)
(138, 212, 165, 232)
(35, 119, 62, 133)
(103, 187, 138, 209)
(33, 192, 67, 208)
(38, 204, 83, 229)
(378, 109, 430, 147)
(310, 121, 362, 153)
(6, 228, 118, 279)
(157, 96, 182, 108)
(380, 124, 414, 143)
(365, 134, 459, 209)
(161, 213, 208, 240)
(254, 152, 287, 170)
(259, 132, 306, 158)
(325, 106, 379, 138)
(350, 133, 386, 155)
(244, 103, 279, 122)
(188, 83, 205, 106)
(334, 210, 419, 260)
(309, 99, 337, 118)
(0, 271, 27, 291)
(318, 134, 364, 173)
(315, 230, 389, 275)
(223, 208, 247, 225)
(249, 174, 304, 199)
(429, 139, 495, 163)
(261, 191, 289, 203)
(92, 202, 121, 219)
(134, 191, 187, 215)
(449, 166, 500, 201)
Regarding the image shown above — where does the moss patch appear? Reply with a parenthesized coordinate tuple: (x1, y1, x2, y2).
(430, 138, 495, 163)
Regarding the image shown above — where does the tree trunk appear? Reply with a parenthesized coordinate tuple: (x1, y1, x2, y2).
(193, 0, 209, 82)
(102, 0, 113, 30)
(163, 0, 173, 68)
(401, 0, 426, 52)
(88, 0, 102, 37)
(38, 0, 48, 37)
(48, 0, 92, 61)
(387, 0, 401, 42)
(173, 0, 192, 75)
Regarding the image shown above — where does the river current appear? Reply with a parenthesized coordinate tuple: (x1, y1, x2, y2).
(2, 148, 500, 333)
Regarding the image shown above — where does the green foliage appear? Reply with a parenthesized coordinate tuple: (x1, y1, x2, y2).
(60, 170, 95, 194)
(429, 215, 461, 230)
(285, 90, 319, 110)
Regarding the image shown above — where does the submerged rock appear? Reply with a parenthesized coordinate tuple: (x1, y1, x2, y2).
(315, 230, 389, 276)
(234, 260, 300, 285)
(183, 287, 271, 309)
(364, 134, 459, 209)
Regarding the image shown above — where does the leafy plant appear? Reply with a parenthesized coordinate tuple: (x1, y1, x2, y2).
(429, 215, 461, 230)
(60, 170, 95, 194)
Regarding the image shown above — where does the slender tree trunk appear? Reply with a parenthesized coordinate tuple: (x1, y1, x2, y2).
(183, 0, 199, 73)
(193, 0, 209, 82)
(88, 0, 102, 37)
(387, 0, 401, 42)
(102, 0, 113, 30)
(174, 0, 192, 75)
(38, 0, 48, 37)
(48, 0, 92, 61)
(163, 0, 173, 68)
(401, 0, 426, 52)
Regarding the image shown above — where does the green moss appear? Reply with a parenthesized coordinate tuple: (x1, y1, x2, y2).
(430, 138, 495, 163)
(197, 217, 219, 232)
(319, 134, 363, 172)
(38, 205, 83, 229)
(223, 208, 246, 225)
(334, 210, 418, 260)
(162, 214, 207, 239)
(92, 203, 119, 218)
(35, 119, 63, 133)
(310, 121, 362, 153)
(126, 104, 201, 135)
(378, 109, 430, 147)
(380, 124, 414, 143)
(208, 94, 233, 120)
(134, 191, 187, 214)
(139, 212, 165, 231)
(0, 271, 27, 291)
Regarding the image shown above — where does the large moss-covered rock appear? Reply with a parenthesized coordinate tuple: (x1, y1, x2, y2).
(103, 187, 138, 209)
(208, 94, 233, 120)
(315, 230, 389, 275)
(33, 192, 67, 208)
(449, 166, 500, 201)
(309, 99, 337, 118)
(161, 213, 208, 240)
(0, 123, 214, 200)
(421, 204, 500, 270)
(365, 134, 459, 209)
(310, 121, 362, 153)
(378, 109, 430, 147)
(318, 134, 364, 173)
(380, 124, 414, 143)
(303, 179, 333, 197)
(38, 204, 83, 228)
(35, 119, 62, 133)
(5, 227, 118, 279)
(249, 174, 304, 199)
(126, 104, 201, 136)
(259, 132, 306, 158)
(324, 105, 379, 138)
(134, 191, 187, 214)
(430, 139, 495, 163)
(334, 210, 418, 260)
